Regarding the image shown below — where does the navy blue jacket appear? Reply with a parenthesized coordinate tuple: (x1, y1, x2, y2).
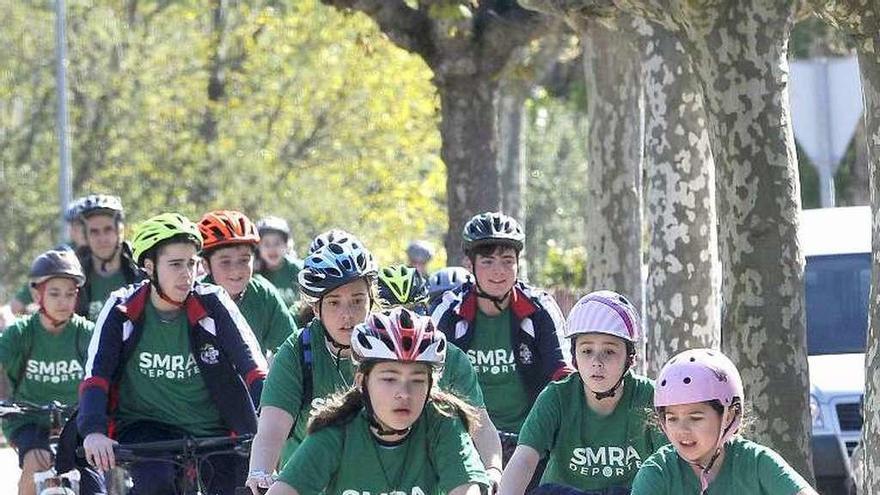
(77, 280, 268, 438)
(430, 281, 573, 402)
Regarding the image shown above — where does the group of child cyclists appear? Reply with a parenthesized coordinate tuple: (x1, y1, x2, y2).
(0, 194, 819, 495)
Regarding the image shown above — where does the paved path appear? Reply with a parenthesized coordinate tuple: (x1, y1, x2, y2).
(1, 447, 21, 493)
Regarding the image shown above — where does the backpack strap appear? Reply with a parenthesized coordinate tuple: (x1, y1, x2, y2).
(290, 325, 314, 436)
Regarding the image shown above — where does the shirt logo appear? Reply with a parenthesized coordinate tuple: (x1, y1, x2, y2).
(25, 359, 84, 384)
(518, 343, 533, 365)
(138, 352, 200, 379)
(199, 344, 220, 365)
(568, 446, 643, 478)
(467, 349, 517, 375)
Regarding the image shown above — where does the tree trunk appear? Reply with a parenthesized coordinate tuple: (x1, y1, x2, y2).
(803, 2, 880, 487)
(607, 0, 814, 479)
(320, 1, 549, 265)
(581, 20, 644, 311)
(857, 45, 880, 495)
(439, 76, 502, 264)
(497, 86, 528, 225)
(640, 19, 719, 377)
(497, 83, 529, 276)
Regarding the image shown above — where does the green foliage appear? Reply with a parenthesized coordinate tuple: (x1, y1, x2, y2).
(522, 88, 589, 288)
(539, 240, 587, 289)
(0, 0, 444, 296)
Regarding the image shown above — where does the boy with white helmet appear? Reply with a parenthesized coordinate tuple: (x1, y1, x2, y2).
(500, 290, 666, 495)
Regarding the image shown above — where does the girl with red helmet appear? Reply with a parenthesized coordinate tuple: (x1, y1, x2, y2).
(198, 210, 297, 355)
(631, 349, 816, 494)
(265, 307, 489, 495)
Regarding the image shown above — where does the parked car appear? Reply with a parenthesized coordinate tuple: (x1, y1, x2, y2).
(801, 206, 869, 495)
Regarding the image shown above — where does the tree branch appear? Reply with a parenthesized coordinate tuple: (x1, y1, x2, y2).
(320, 0, 436, 62)
(479, 4, 554, 73)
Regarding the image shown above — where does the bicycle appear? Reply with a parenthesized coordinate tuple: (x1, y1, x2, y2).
(77, 433, 254, 495)
(0, 400, 81, 495)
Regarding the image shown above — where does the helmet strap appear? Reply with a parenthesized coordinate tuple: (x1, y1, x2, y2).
(681, 404, 739, 494)
(149, 265, 187, 308)
(473, 279, 511, 312)
(362, 381, 412, 437)
(94, 243, 121, 273)
(591, 354, 633, 400)
(362, 373, 432, 437)
(35, 283, 72, 329)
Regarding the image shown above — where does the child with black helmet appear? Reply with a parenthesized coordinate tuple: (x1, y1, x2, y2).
(431, 212, 572, 467)
(0, 250, 104, 495)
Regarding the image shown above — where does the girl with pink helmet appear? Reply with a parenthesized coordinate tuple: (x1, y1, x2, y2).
(499, 290, 666, 495)
(631, 349, 817, 494)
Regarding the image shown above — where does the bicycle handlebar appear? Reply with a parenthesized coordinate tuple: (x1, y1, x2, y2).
(0, 400, 74, 418)
(76, 433, 254, 460)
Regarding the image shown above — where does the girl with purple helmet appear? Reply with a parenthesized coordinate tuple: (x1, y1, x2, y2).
(500, 290, 666, 495)
(631, 349, 817, 494)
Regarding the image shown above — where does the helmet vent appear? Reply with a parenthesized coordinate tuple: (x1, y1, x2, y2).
(399, 310, 413, 328)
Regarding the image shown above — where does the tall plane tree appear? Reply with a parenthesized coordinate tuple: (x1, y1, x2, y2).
(320, 1, 552, 261)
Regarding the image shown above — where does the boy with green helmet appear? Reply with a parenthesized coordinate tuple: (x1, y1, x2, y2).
(78, 212, 267, 495)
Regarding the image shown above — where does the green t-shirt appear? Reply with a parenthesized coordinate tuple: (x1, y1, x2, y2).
(0, 314, 92, 438)
(468, 308, 530, 433)
(203, 274, 296, 354)
(13, 283, 33, 305)
(631, 437, 811, 495)
(115, 302, 225, 437)
(259, 255, 302, 307)
(87, 270, 127, 320)
(278, 406, 489, 495)
(518, 372, 667, 491)
(261, 319, 485, 464)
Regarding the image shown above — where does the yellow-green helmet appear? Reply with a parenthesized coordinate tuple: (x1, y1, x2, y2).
(131, 213, 202, 265)
(377, 264, 429, 310)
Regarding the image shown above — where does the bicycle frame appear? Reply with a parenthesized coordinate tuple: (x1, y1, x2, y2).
(78, 434, 253, 495)
(0, 401, 80, 494)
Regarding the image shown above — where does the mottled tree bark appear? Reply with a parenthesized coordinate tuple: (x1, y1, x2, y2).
(617, 0, 813, 480)
(522, 0, 814, 480)
(581, 20, 645, 311)
(806, 3, 879, 490)
(322, 1, 551, 262)
(857, 47, 880, 495)
(639, 19, 719, 377)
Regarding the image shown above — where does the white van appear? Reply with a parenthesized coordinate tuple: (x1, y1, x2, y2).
(801, 206, 869, 494)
